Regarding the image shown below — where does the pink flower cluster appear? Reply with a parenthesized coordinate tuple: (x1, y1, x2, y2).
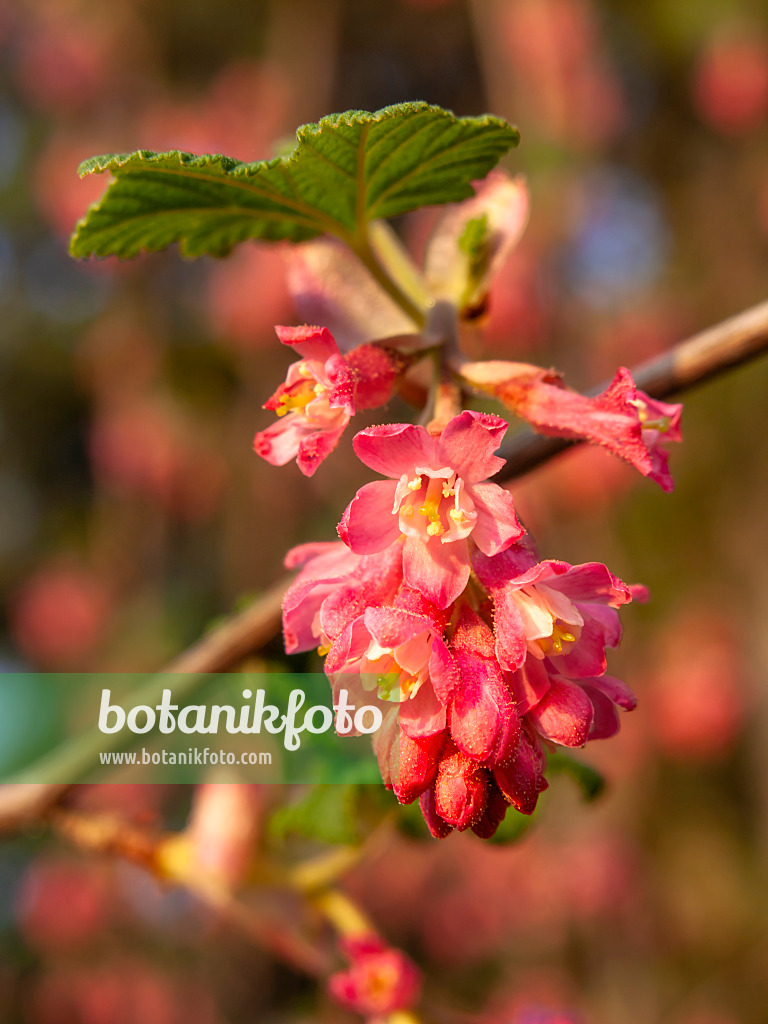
(282, 410, 646, 839)
(249, 170, 682, 840)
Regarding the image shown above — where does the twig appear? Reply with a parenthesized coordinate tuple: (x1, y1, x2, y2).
(47, 807, 333, 978)
(0, 578, 289, 834)
(496, 297, 768, 481)
(2, 299, 768, 834)
(165, 576, 289, 673)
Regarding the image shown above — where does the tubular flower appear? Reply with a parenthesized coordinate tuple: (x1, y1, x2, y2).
(473, 543, 642, 749)
(459, 361, 683, 491)
(253, 324, 354, 476)
(325, 603, 452, 738)
(338, 411, 523, 608)
(328, 934, 422, 1019)
(281, 540, 403, 655)
(472, 544, 642, 676)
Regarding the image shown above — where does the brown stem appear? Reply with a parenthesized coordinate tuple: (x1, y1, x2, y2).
(46, 807, 333, 978)
(165, 576, 289, 673)
(0, 578, 289, 834)
(495, 297, 768, 482)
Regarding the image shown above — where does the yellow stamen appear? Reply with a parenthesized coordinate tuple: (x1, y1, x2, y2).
(630, 398, 671, 434)
(537, 623, 577, 657)
(276, 382, 315, 416)
(641, 415, 671, 433)
(407, 475, 423, 491)
(400, 675, 419, 697)
(317, 643, 331, 657)
(418, 477, 445, 537)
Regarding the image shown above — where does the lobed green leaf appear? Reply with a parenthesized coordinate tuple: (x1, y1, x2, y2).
(70, 102, 519, 260)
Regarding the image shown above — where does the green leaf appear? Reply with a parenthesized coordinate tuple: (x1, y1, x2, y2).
(269, 784, 362, 846)
(547, 750, 606, 801)
(69, 102, 519, 260)
(486, 804, 536, 845)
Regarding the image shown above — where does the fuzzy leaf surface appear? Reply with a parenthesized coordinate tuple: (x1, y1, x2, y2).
(70, 102, 520, 259)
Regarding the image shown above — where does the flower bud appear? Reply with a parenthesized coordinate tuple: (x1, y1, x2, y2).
(434, 740, 488, 830)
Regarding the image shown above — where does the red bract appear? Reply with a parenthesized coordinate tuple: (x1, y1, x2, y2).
(328, 934, 421, 1018)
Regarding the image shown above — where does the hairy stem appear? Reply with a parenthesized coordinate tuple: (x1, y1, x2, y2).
(351, 231, 428, 328)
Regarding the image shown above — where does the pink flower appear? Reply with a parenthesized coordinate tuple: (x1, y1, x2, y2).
(253, 325, 354, 476)
(472, 545, 640, 677)
(325, 603, 452, 740)
(339, 411, 523, 608)
(281, 541, 402, 654)
(328, 934, 421, 1018)
(459, 362, 683, 491)
(472, 544, 641, 749)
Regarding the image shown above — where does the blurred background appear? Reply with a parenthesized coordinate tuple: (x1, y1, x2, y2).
(1, 0, 768, 1021)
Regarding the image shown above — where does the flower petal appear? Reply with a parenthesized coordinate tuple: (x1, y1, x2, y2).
(582, 683, 621, 740)
(550, 617, 610, 679)
(419, 786, 453, 838)
(352, 423, 438, 479)
(338, 480, 400, 554)
(401, 682, 447, 738)
(545, 561, 632, 607)
(587, 673, 637, 711)
(429, 636, 459, 705)
(470, 782, 511, 839)
(403, 535, 471, 609)
(296, 422, 347, 476)
(527, 677, 594, 747)
(389, 729, 445, 804)
(274, 324, 339, 364)
(492, 729, 547, 815)
(253, 417, 307, 468)
(363, 606, 430, 651)
(506, 657, 551, 714)
(467, 481, 523, 555)
(319, 543, 403, 643)
(434, 741, 488, 830)
(437, 410, 508, 481)
(449, 607, 520, 764)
